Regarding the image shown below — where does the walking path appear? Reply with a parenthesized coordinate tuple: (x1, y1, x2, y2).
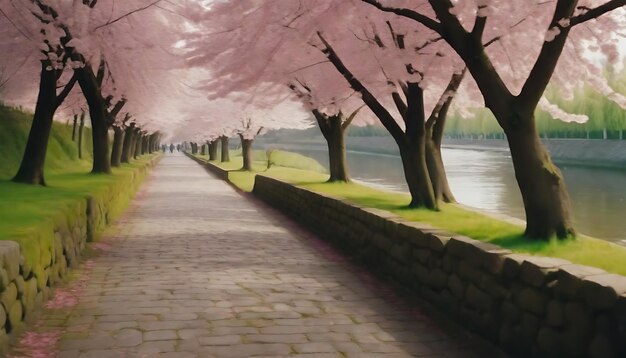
(10, 153, 501, 357)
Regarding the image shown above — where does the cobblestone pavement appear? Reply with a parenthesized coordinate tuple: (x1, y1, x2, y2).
(10, 153, 504, 357)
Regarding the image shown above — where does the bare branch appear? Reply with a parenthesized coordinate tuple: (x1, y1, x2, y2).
(93, 0, 162, 31)
(342, 104, 365, 130)
(360, 0, 441, 34)
(55, 72, 77, 108)
(571, 0, 626, 26)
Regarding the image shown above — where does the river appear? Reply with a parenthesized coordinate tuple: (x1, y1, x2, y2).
(259, 142, 626, 244)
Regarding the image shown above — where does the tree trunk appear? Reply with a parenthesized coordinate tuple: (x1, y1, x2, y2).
(240, 136, 253, 171)
(141, 135, 148, 155)
(134, 134, 143, 159)
(121, 125, 134, 163)
(312, 110, 350, 182)
(12, 65, 58, 185)
(78, 113, 85, 159)
(110, 126, 124, 167)
(220, 136, 230, 162)
(326, 116, 349, 182)
(209, 140, 218, 161)
(200, 143, 207, 156)
(398, 139, 437, 209)
(505, 116, 574, 239)
(76, 67, 111, 174)
(191, 142, 197, 154)
(425, 137, 455, 203)
(129, 129, 138, 159)
(71, 114, 78, 141)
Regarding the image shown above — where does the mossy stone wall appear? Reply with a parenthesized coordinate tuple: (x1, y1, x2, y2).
(252, 175, 626, 357)
(0, 156, 160, 352)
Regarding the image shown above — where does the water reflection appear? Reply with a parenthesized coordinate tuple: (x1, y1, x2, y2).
(261, 143, 626, 242)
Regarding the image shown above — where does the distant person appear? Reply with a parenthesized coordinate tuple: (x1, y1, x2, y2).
(177, 144, 181, 152)
(169, 144, 175, 153)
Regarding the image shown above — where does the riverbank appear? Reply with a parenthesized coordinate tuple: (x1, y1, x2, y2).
(190, 151, 626, 276)
(191, 150, 626, 357)
(257, 135, 626, 170)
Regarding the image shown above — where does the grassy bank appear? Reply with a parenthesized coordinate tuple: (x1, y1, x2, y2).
(0, 105, 159, 270)
(196, 150, 626, 276)
(194, 149, 327, 191)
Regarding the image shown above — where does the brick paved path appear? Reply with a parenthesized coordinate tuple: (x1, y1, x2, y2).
(10, 153, 503, 358)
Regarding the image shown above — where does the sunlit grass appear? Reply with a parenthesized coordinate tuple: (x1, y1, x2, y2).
(1, 106, 158, 272)
(0, 156, 159, 269)
(200, 151, 626, 276)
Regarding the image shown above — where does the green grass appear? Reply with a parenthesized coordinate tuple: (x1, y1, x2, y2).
(195, 149, 328, 191)
(200, 150, 626, 276)
(0, 105, 158, 272)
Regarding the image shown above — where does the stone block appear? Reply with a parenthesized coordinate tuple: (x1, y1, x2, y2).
(369, 233, 392, 251)
(414, 249, 431, 265)
(588, 334, 615, 358)
(499, 323, 519, 353)
(579, 273, 626, 310)
(546, 299, 564, 327)
(0, 269, 8, 291)
(0, 242, 20, 282)
(500, 301, 521, 323)
(516, 286, 549, 315)
(519, 256, 570, 288)
(457, 259, 483, 283)
(554, 264, 605, 299)
(14, 276, 25, 297)
(0, 304, 5, 328)
(520, 312, 540, 347)
(21, 278, 38, 316)
(396, 221, 433, 242)
(389, 243, 410, 264)
(429, 268, 448, 290)
(428, 233, 451, 252)
(413, 263, 430, 283)
(0, 283, 17, 312)
(447, 274, 465, 300)
(501, 254, 533, 279)
(442, 253, 456, 273)
(8, 300, 22, 329)
(536, 326, 565, 356)
(564, 301, 592, 339)
(465, 283, 492, 312)
(478, 274, 506, 300)
(445, 235, 478, 257)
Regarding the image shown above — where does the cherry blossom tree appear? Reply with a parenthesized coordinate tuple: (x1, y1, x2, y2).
(0, 0, 79, 184)
(185, 0, 473, 205)
(361, 0, 626, 238)
(184, 1, 376, 182)
(0, 0, 198, 181)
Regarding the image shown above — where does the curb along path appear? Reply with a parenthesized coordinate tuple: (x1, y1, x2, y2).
(10, 153, 502, 357)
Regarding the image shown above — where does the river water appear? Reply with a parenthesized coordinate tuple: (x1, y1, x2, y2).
(262, 142, 626, 244)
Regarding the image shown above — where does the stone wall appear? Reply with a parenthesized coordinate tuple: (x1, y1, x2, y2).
(0, 155, 161, 352)
(185, 152, 229, 181)
(252, 175, 626, 357)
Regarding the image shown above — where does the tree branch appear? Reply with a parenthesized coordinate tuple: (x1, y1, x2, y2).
(55, 73, 77, 108)
(570, 0, 626, 26)
(392, 92, 408, 124)
(96, 57, 106, 86)
(342, 105, 365, 131)
(427, 69, 466, 146)
(93, 0, 163, 31)
(360, 0, 442, 34)
(518, 0, 577, 112)
(312, 109, 331, 139)
(317, 31, 405, 143)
